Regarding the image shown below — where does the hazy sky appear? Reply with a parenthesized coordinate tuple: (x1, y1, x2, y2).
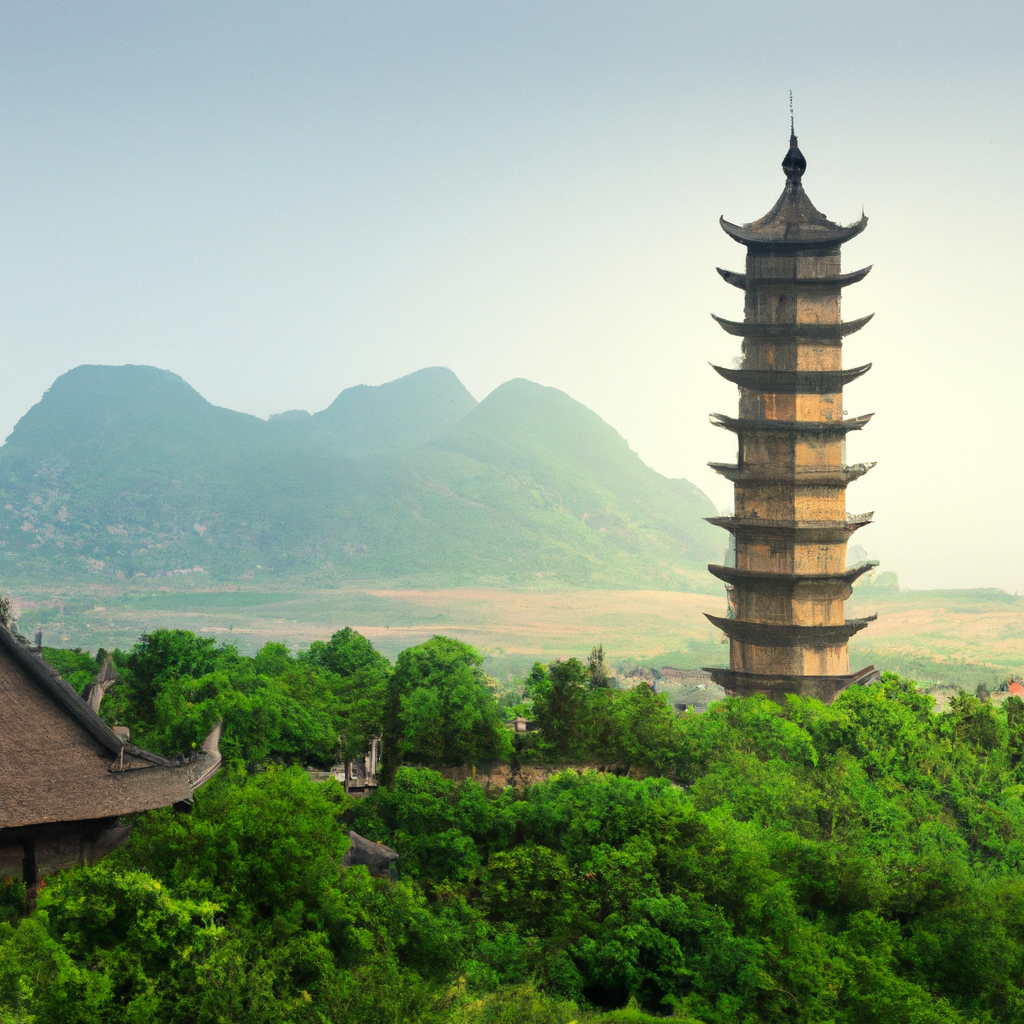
(1, 2, 1022, 591)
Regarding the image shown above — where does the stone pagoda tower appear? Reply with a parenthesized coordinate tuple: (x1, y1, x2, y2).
(704, 132, 879, 703)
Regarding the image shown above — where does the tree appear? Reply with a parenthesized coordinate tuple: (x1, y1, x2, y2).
(587, 646, 610, 689)
(383, 637, 507, 777)
(121, 629, 223, 725)
(302, 628, 391, 762)
(529, 659, 589, 759)
(303, 627, 389, 679)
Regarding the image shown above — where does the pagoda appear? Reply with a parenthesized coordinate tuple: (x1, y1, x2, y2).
(705, 131, 879, 703)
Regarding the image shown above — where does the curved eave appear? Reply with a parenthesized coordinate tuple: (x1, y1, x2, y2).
(708, 561, 879, 587)
(707, 665, 881, 696)
(719, 213, 868, 247)
(711, 313, 874, 340)
(710, 412, 874, 435)
(705, 613, 876, 648)
(711, 363, 872, 394)
(706, 514, 874, 539)
(716, 266, 873, 290)
(708, 462, 876, 485)
(104, 749, 223, 819)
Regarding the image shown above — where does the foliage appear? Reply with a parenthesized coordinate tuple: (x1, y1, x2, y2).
(383, 637, 510, 778)
(526, 659, 683, 769)
(360, 672, 1024, 1020)
(11, 646, 1024, 1022)
(526, 659, 589, 759)
(588, 645, 610, 688)
(0, 879, 26, 926)
(297, 627, 392, 762)
(40, 646, 102, 696)
(88, 628, 389, 767)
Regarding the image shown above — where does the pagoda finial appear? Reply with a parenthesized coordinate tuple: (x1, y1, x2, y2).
(782, 93, 806, 181)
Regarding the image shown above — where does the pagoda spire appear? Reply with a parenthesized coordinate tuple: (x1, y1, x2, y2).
(782, 131, 806, 181)
(705, 133, 879, 703)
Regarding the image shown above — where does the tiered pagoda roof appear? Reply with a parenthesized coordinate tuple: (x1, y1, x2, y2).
(703, 131, 879, 703)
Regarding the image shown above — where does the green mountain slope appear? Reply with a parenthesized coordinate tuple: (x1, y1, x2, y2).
(271, 366, 478, 457)
(313, 366, 478, 454)
(0, 365, 720, 589)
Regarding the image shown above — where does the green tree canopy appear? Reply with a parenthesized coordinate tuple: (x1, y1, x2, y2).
(383, 636, 508, 776)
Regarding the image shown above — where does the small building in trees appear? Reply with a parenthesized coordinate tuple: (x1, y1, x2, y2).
(705, 128, 880, 703)
(342, 830, 399, 879)
(0, 623, 221, 889)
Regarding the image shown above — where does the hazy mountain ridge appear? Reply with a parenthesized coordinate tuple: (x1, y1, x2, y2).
(0, 364, 720, 589)
(268, 365, 479, 457)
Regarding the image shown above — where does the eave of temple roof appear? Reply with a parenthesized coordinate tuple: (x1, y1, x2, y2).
(708, 461, 876, 485)
(716, 266, 872, 290)
(706, 513, 874, 540)
(711, 313, 873, 341)
(710, 412, 874, 435)
(0, 623, 125, 757)
(711, 363, 871, 393)
(343, 830, 399, 874)
(720, 178, 867, 248)
(708, 561, 878, 588)
(705, 613, 876, 648)
(0, 621, 223, 829)
(706, 664, 880, 696)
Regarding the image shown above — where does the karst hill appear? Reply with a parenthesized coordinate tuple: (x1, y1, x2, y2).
(0, 365, 720, 589)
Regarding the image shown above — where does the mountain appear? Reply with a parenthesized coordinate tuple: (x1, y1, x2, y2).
(309, 366, 478, 456)
(269, 366, 478, 457)
(0, 365, 720, 589)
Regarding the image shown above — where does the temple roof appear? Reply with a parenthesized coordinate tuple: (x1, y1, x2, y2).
(706, 664, 880, 701)
(706, 513, 874, 541)
(0, 623, 221, 830)
(708, 461, 875, 485)
(711, 363, 871, 394)
(716, 266, 872, 290)
(707, 561, 878, 588)
(710, 412, 874, 435)
(705, 613, 876, 648)
(720, 134, 866, 248)
(711, 313, 873, 341)
(343, 830, 399, 877)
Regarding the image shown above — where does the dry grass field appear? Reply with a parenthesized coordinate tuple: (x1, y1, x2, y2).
(9, 581, 725, 662)
(7, 577, 1023, 688)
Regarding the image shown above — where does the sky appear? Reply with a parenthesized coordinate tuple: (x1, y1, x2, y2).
(1, 1, 1023, 592)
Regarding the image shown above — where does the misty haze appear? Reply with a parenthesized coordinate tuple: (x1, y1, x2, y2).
(2, 4, 1024, 1024)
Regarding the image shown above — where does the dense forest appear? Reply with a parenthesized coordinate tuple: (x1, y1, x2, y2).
(4, 629, 1024, 1023)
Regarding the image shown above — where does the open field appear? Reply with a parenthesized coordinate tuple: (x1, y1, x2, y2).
(5, 577, 1023, 688)
(6, 580, 728, 665)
